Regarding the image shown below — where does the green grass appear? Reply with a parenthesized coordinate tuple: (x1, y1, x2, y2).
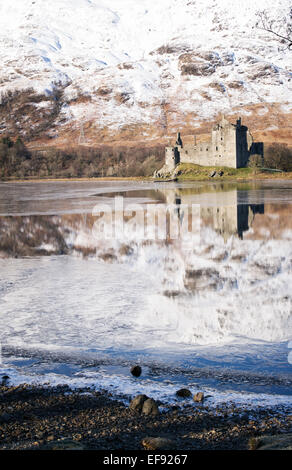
(172, 163, 290, 181)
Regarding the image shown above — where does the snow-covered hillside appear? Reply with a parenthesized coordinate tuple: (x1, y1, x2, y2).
(0, 0, 291, 145)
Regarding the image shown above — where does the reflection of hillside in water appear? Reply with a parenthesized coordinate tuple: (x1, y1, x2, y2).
(0, 203, 291, 258)
(1, 182, 292, 257)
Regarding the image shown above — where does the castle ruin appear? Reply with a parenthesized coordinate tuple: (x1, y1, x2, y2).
(157, 116, 263, 176)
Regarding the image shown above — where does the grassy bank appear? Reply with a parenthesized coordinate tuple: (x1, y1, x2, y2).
(2, 164, 292, 184)
(171, 163, 292, 181)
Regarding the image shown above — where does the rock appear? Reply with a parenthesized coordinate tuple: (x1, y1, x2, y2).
(180, 62, 216, 77)
(176, 388, 192, 398)
(1, 375, 9, 385)
(129, 394, 149, 413)
(130, 365, 142, 377)
(141, 437, 175, 450)
(240, 412, 250, 423)
(0, 412, 12, 423)
(249, 434, 292, 450)
(171, 405, 179, 411)
(142, 398, 160, 416)
(193, 392, 204, 402)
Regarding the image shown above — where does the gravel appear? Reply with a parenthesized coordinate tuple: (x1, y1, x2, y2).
(0, 383, 291, 450)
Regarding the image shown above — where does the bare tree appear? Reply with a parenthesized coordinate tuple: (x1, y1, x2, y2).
(256, 8, 292, 49)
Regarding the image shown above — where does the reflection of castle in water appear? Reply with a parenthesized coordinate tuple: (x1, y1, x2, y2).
(162, 187, 264, 241)
(200, 202, 264, 241)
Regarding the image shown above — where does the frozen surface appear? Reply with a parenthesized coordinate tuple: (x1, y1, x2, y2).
(0, 180, 291, 408)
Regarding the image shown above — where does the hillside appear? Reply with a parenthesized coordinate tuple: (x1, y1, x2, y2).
(0, 0, 291, 148)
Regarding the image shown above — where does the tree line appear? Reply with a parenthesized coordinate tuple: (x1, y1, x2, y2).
(0, 136, 291, 180)
(0, 137, 165, 179)
(248, 143, 292, 172)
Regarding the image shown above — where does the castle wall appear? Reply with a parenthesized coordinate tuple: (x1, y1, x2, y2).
(177, 119, 238, 168)
(165, 146, 179, 170)
(178, 125, 237, 168)
(162, 118, 263, 172)
(178, 141, 212, 165)
(211, 120, 237, 168)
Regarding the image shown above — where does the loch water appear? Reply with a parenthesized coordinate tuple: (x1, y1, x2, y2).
(0, 180, 291, 409)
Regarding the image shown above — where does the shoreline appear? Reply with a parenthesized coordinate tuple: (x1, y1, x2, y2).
(2, 173, 292, 184)
(0, 382, 291, 450)
(0, 176, 150, 184)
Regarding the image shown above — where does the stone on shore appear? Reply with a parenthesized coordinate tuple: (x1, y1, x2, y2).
(130, 365, 142, 377)
(141, 436, 175, 450)
(193, 392, 204, 402)
(176, 388, 192, 398)
(1, 375, 9, 386)
(142, 398, 160, 416)
(129, 394, 149, 413)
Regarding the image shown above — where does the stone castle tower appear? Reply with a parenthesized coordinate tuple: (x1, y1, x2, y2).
(160, 117, 263, 175)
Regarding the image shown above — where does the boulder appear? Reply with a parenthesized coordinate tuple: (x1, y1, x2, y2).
(193, 392, 204, 402)
(249, 434, 292, 451)
(142, 398, 160, 416)
(176, 388, 192, 398)
(129, 394, 149, 413)
(130, 365, 142, 377)
(1, 375, 9, 385)
(141, 437, 175, 450)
